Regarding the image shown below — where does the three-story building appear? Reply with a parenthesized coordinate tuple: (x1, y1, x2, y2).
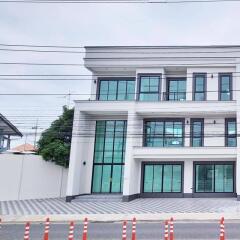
(66, 46, 240, 201)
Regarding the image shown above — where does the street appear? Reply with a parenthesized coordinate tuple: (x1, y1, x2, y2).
(1, 221, 240, 240)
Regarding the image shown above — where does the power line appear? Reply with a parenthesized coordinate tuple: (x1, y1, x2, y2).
(0, 0, 240, 3)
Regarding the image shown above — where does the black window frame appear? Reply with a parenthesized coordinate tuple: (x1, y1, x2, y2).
(192, 73, 207, 101)
(225, 118, 237, 147)
(166, 77, 187, 101)
(193, 161, 235, 194)
(137, 74, 162, 101)
(140, 161, 184, 197)
(143, 118, 185, 147)
(190, 118, 204, 147)
(97, 77, 136, 101)
(91, 120, 127, 194)
(218, 73, 232, 101)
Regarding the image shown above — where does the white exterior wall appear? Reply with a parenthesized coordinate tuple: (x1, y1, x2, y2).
(67, 46, 240, 200)
(0, 154, 68, 201)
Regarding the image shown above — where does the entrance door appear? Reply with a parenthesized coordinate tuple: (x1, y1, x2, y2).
(92, 120, 126, 193)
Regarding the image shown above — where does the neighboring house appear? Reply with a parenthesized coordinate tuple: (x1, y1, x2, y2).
(9, 143, 37, 154)
(0, 114, 22, 153)
(66, 45, 240, 202)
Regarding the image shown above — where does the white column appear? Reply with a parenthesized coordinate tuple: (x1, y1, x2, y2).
(236, 62, 240, 200)
(183, 160, 193, 196)
(122, 110, 142, 201)
(66, 108, 95, 201)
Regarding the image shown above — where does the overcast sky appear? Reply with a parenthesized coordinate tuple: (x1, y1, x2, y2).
(0, 1, 240, 146)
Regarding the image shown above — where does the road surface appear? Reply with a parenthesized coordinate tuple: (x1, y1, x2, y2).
(1, 221, 239, 240)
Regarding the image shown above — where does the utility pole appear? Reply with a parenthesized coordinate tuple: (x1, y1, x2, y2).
(32, 118, 39, 148)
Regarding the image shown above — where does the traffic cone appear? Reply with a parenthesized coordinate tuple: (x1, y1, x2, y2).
(122, 221, 127, 240)
(164, 220, 169, 240)
(219, 217, 225, 240)
(68, 221, 74, 240)
(82, 217, 88, 240)
(23, 222, 30, 240)
(131, 217, 137, 240)
(43, 218, 50, 240)
(169, 217, 174, 240)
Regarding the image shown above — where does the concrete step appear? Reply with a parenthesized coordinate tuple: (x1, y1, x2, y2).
(73, 194, 123, 202)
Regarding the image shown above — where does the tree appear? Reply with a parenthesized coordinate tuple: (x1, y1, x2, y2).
(38, 106, 74, 167)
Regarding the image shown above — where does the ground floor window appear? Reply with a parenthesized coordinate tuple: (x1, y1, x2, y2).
(143, 163, 182, 193)
(92, 120, 126, 193)
(195, 163, 234, 193)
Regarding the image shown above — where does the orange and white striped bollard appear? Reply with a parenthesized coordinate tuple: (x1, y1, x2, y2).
(131, 217, 136, 240)
(219, 217, 225, 240)
(169, 217, 174, 240)
(164, 220, 169, 240)
(82, 217, 88, 240)
(24, 222, 30, 240)
(43, 218, 50, 240)
(122, 221, 127, 240)
(68, 221, 74, 240)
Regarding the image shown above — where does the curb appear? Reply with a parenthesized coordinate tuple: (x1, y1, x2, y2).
(1, 212, 240, 223)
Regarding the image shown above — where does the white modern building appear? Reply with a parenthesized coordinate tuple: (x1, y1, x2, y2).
(66, 45, 240, 202)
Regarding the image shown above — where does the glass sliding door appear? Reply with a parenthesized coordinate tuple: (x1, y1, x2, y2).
(195, 163, 234, 193)
(143, 163, 182, 193)
(92, 120, 126, 193)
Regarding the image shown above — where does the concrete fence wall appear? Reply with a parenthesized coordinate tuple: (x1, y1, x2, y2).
(0, 153, 68, 201)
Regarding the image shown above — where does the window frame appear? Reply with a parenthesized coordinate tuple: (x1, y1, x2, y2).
(225, 118, 237, 147)
(143, 118, 185, 147)
(97, 77, 135, 101)
(91, 120, 127, 194)
(218, 73, 233, 101)
(166, 77, 187, 101)
(137, 73, 162, 101)
(193, 161, 235, 194)
(140, 161, 184, 197)
(190, 118, 204, 147)
(192, 73, 207, 101)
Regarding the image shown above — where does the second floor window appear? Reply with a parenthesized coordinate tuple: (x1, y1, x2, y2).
(190, 118, 204, 147)
(167, 78, 186, 101)
(219, 73, 232, 101)
(144, 119, 184, 147)
(225, 118, 236, 147)
(139, 75, 161, 101)
(193, 73, 206, 101)
(98, 79, 135, 101)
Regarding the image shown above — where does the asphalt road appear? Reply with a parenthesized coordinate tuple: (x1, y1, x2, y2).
(1, 221, 240, 240)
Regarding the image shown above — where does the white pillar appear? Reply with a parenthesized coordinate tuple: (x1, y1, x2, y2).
(122, 110, 142, 201)
(66, 109, 95, 201)
(236, 62, 240, 200)
(183, 160, 193, 196)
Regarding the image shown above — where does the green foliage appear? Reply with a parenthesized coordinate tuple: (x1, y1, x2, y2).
(38, 106, 74, 167)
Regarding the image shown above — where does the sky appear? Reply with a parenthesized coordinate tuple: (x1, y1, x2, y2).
(0, 1, 240, 147)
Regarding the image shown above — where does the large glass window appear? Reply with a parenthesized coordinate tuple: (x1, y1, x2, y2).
(98, 79, 135, 101)
(167, 78, 186, 101)
(92, 120, 126, 193)
(145, 119, 184, 147)
(219, 74, 232, 101)
(225, 118, 237, 147)
(139, 75, 161, 101)
(143, 164, 182, 193)
(190, 119, 204, 147)
(195, 163, 234, 193)
(193, 73, 206, 101)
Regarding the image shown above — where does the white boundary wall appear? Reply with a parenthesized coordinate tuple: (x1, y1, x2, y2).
(0, 153, 68, 201)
